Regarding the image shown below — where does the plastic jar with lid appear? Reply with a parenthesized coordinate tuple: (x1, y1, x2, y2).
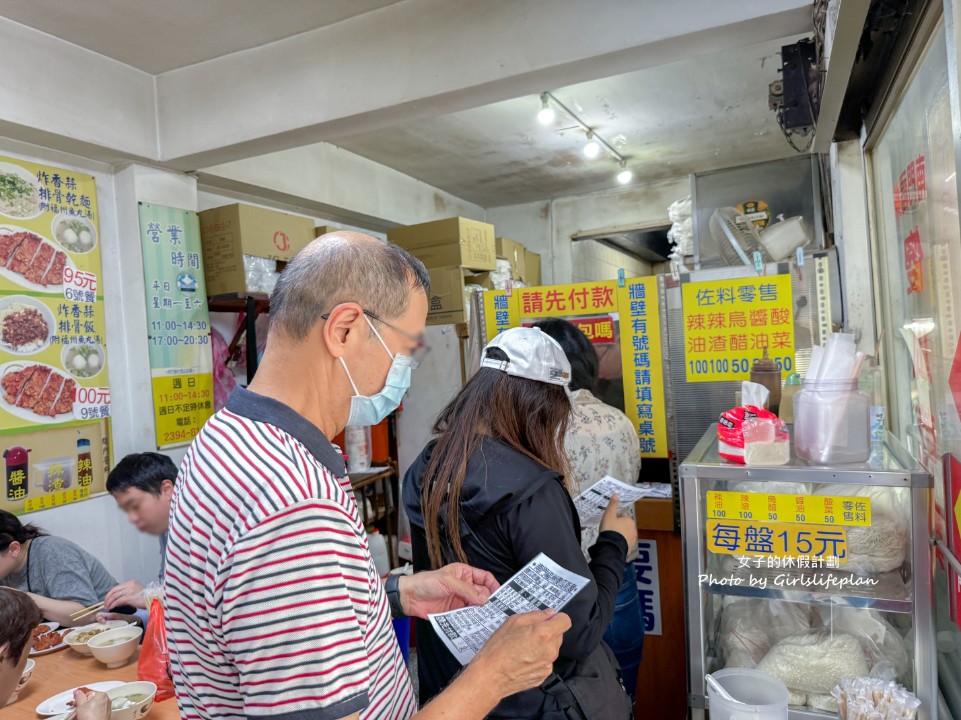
(794, 379, 870, 464)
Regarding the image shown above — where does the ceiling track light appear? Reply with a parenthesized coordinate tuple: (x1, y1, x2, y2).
(583, 132, 601, 159)
(537, 93, 556, 125)
(536, 90, 632, 185)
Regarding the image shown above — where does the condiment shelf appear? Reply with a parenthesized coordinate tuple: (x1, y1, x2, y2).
(681, 428, 937, 720)
(680, 429, 929, 488)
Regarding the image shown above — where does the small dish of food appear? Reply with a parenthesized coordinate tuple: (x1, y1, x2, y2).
(0, 296, 53, 356)
(29, 629, 66, 656)
(0, 163, 41, 220)
(63, 620, 128, 656)
(61, 343, 105, 379)
(36, 681, 125, 716)
(50, 214, 97, 254)
(88, 625, 143, 668)
(32, 622, 59, 637)
(105, 681, 157, 720)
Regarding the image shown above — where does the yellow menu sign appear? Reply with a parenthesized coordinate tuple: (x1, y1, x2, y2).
(706, 490, 872, 526)
(517, 281, 618, 319)
(0, 155, 109, 432)
(682, 274, 795, 383)
(484, 290, 519, 339)
(618, 277, 667, 457)
(707, 519, 848, 561)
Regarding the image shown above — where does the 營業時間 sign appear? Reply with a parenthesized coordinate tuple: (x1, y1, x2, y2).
(138, 204, 215, 449)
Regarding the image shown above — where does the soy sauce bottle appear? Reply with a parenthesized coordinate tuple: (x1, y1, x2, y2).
(750, 349, 782, 415)
(4, 446, 30, 501)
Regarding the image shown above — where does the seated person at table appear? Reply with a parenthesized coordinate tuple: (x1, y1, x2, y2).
(404, 327, 635, 720)
(0, 587, 109, 718)
(0, 511, 116, 626)
(97, 452, 176, 626)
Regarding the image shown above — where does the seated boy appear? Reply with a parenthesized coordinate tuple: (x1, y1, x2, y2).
(99, 453, 177, 626)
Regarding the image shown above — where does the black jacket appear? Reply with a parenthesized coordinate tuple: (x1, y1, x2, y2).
(403, 436, 630, 719)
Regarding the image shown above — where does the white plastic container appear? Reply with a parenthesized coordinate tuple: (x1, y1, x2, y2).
(707, 668, 789, 720)
(32, 457, 75, 492)
(367, 529, 390, 578)
(794, 379, 870, 464)
(345, 426, 372, 473)
(760, 215, 811, 261)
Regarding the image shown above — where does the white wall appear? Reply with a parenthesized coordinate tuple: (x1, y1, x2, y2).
(200, 142, 485, 230)
(830, 140, 876, 354)
(571, 241, 652, 284)
(487, 177, 689, 284)
(0, 18, 157, 161)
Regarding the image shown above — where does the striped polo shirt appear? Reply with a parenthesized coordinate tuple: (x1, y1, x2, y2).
(164, 387, 416, 720)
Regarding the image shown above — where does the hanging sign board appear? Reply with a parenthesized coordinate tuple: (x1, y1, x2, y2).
(618, 278, 667, 457)
(682, 274, 795, 383)
(488, 278, 667, 458)
(138, 204, 215, 449)
(0, 154, 111, 514)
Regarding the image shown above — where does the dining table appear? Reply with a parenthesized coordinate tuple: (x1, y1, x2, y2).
(6, 644, 181, 719)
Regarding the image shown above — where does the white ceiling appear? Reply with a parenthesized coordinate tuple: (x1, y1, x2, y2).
(334, 35, 806, 207)
(0, 0, 405, 73)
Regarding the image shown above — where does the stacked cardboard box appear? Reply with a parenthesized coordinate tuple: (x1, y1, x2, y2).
(388, 217, 497, 325)
(526, 250, 542, 286)
(199, 204, 315, 296)
(314, 225, 341, 238)
(495, 237, 527, 282)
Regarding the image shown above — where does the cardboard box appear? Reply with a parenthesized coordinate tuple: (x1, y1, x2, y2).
(495, 237, 527, 281)
(314, 225, 341, 237)
(200, 204, 315, 296)
(465, 271, 494, 291)
(635, 498, 675, 532)
(525, 249, 542, 286)
(388, 217, 496, 272)
(426, 266, 475, 325)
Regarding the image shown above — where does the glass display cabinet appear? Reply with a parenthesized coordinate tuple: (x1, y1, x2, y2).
(680, 429, 937, 719)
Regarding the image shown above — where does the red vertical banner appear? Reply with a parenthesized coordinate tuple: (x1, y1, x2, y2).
(950, 456, 961, 631)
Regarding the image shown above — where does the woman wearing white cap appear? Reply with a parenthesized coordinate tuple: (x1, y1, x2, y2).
(403, 327, 636, 720)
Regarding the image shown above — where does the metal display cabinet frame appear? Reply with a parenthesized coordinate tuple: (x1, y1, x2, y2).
(681, 429, 937, 720)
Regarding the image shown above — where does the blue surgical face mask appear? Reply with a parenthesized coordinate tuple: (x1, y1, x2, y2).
(341, 316, 413, 427)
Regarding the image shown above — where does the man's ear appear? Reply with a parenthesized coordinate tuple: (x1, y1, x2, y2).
(322, 304, 365, 358)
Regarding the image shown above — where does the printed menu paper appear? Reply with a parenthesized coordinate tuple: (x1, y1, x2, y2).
(428, 553, 588, 665)
(573, 475, 655, 524)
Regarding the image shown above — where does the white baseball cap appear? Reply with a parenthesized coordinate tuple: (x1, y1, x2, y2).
(480, 327, 572, 389)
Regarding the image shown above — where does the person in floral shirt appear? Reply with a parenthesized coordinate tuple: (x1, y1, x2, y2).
(534, 319, 645, 700)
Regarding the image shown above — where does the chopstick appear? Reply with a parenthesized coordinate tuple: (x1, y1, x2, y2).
(69, 602, 104, 621)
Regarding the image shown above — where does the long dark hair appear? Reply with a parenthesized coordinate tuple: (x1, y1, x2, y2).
(421, 347, 572, 568)
(0, 511, 45, 553)
(533, 319, 598, 392)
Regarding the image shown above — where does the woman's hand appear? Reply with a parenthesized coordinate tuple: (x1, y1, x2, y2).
(599, 494, 637, 552)
(74, 688, 111, 720)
